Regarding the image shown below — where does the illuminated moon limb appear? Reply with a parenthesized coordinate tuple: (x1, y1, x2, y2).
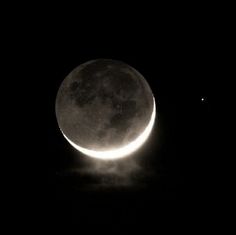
(62, 98, 156, 160)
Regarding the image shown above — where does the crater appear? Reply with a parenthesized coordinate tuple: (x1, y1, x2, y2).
(69, 81, 79, 91)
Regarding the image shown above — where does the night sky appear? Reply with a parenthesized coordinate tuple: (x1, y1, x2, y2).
(2, 2, 230, 231)
(45, 23, 213, 229)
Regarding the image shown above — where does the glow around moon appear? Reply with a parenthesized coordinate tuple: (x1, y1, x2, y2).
(61, 98, 156, 160)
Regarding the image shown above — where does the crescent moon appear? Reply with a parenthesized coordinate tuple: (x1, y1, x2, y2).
(61, 98, 156, 160)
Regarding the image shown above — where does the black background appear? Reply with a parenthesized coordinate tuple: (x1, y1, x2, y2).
(12, 9, 221, 231)
(44, 25, 213, 229)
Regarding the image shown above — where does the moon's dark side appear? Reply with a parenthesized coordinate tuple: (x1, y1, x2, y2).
(56, 59, 154, 152)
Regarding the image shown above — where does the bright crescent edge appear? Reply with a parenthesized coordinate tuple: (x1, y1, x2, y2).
(61, 97, 156, 160)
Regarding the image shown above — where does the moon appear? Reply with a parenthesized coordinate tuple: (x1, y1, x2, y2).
(55, 59, 156, 160)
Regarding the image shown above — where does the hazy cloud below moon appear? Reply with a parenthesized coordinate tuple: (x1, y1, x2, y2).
(67, 156, 154, 190)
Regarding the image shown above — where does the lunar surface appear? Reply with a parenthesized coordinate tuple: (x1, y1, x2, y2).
(55, 59, 156, 160)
